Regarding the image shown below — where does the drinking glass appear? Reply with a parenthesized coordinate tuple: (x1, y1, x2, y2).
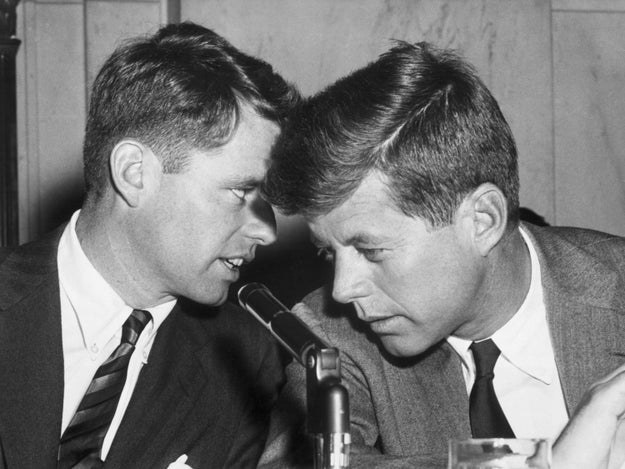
(448, 438, 551, 469)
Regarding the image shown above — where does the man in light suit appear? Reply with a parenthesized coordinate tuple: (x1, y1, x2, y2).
(0, 22, 299, 468)
(259, 42, 625, 468)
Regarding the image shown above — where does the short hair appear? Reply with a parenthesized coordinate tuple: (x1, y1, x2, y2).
(83, 21, 300, 200)
(263, 41, 519, 228)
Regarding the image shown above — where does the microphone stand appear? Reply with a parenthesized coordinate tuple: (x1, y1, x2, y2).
(237, 283, 350, 469)
(305, 346, 350, 469)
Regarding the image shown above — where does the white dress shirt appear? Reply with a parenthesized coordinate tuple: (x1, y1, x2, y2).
(447, 227, 569, 441)
(57, 210, 175, 459)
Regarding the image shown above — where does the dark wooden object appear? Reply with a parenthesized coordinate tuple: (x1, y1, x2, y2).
(0, 0, 20, 246)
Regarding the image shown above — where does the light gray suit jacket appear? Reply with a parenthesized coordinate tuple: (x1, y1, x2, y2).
(260, 223, 625, 468)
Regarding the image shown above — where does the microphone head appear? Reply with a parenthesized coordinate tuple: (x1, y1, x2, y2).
(237, 282, 289, 324)
(237, 282, 267, 309)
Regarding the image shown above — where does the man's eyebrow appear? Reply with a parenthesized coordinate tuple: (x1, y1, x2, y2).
(345, 233, 384, 245)
(310, 232, 387, 247)
(224, 175, 262, 186)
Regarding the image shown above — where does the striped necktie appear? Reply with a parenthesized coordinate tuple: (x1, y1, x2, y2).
(58, 309, 152, 468)
(469, 339, 515, 438)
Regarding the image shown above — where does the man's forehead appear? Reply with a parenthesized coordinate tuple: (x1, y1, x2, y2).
(306, 177, 423, 247)
(308, 210, 392, 247)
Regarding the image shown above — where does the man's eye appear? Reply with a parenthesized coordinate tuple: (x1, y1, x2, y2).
(231, 188, 251, 201)
(317, 247, 334, 263)
(358, 248, 384, 262)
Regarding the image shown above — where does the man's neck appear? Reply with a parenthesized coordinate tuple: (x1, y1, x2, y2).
(75, 204, 172, 309)
(460, 227, 532, 340)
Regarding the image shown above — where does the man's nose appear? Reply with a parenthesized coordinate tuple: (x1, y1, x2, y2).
(332, 255, 363, 304)
(247, 197, 277, 246)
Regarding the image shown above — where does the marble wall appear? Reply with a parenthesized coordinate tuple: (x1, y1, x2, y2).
(182, 0, 554, 239)
(14, 0, 625, 241)
(552, 2, 625, 235)
(15, 0, 174, 241)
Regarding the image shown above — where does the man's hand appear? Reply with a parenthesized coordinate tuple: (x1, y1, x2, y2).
(552, 362, 625, 469)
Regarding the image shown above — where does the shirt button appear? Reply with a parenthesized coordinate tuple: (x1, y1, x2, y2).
(90, 343, 99, 354)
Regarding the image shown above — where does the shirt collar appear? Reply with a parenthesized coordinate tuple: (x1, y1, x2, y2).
(447, 227, 555, 384)
(58, 210, 175, 351)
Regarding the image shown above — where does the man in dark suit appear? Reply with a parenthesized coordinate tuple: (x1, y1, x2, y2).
(0, 22, 299, 468)
(259, 42, 625, 468)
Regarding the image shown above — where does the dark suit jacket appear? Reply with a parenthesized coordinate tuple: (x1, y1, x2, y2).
(0, 228, 286, 469)
(260, 223, 625, 469)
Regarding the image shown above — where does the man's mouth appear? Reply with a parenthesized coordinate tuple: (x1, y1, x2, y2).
(222, 257, 245, 271)
(366, 315, 401, 334)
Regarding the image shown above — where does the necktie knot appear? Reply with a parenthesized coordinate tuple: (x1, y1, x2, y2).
(122, 309, 152, 346)
(470, 339, 500, 378)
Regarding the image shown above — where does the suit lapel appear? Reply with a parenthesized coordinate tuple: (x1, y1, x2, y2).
(525, 224, 625, 414)
(106, 303, 237, 468)
(386, 342, 469, 456)
(546, 294, 624, 413)
(0, 233, 65, 468)
(412, 343, 470, 450)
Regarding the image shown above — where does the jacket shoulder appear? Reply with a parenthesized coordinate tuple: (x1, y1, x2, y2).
(525, 223, 625, 270)
(0, 229, 63, 310)
(297, 285, 384, 362)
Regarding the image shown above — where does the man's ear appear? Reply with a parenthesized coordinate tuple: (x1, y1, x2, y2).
(464, 183, 508, 256)
(109, 140, 155, 207)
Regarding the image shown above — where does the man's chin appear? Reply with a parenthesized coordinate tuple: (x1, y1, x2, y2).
(187, 283, 230, 307)
(379, 335, 430, 358)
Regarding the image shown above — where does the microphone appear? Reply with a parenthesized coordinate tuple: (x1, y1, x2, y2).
(237, 283, 351, 468)
(237, 282, 329, 366)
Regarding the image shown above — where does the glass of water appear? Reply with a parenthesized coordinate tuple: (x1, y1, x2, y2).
(448, 438, 551, 469)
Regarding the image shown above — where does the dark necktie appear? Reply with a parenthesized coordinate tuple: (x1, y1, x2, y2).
(58, 309, 152, 469)
(469, 339, 515, 438)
